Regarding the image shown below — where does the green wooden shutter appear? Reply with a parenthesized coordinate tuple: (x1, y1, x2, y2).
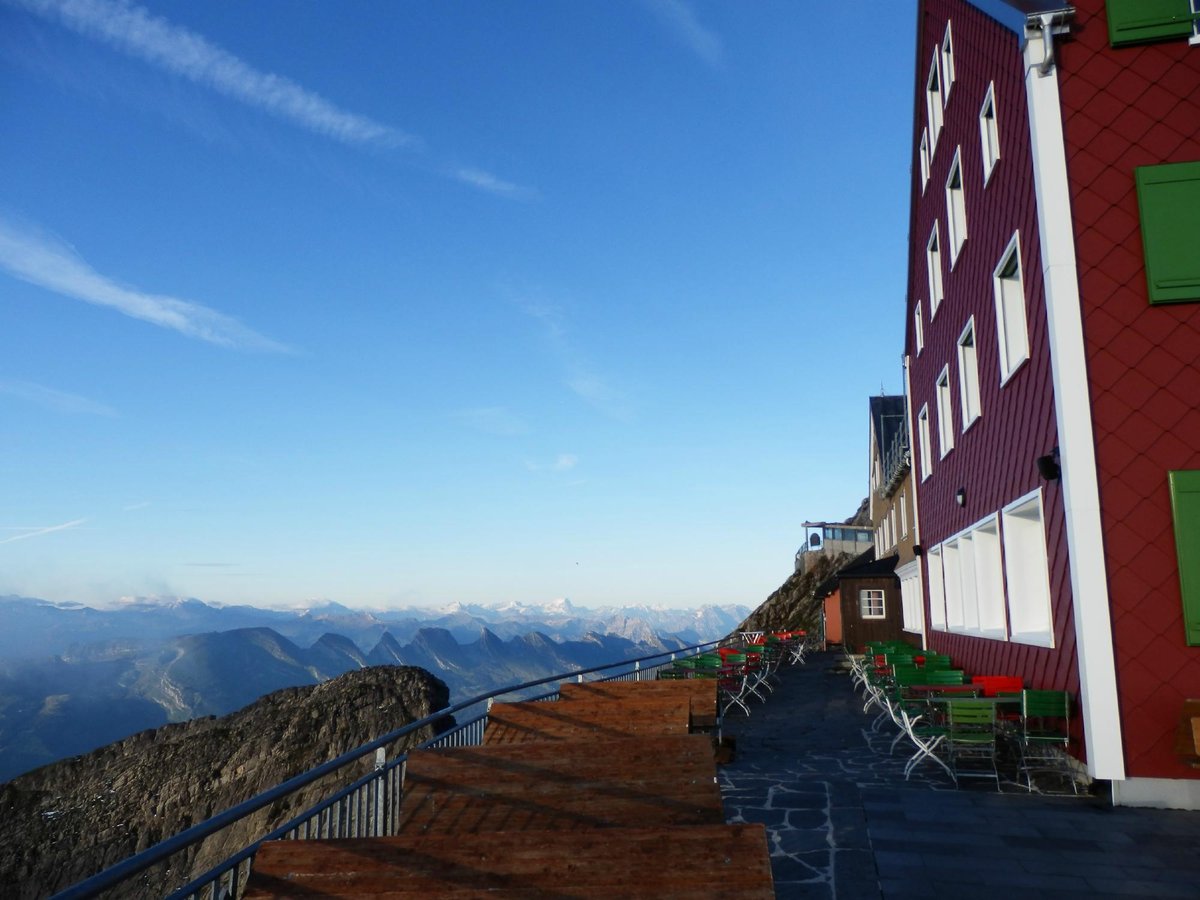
(1169, 471, 1200, 646)
(1107, 0, 1196, 46)
(1135, 161, 1200, 305)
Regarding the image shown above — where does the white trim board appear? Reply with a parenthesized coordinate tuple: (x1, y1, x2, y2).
(1022, 27, 1125, 781)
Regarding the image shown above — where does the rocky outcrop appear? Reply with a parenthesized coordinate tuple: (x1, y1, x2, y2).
(737, 552, 853, 636)
(0, 665, 451, 899)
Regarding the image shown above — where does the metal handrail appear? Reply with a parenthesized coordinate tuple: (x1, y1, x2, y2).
(53, 639, 723, 900)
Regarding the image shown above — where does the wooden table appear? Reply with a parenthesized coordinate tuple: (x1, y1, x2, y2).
(398, 734, 723, 834)
(244, 823, 775, 898)
(484, 695, 691, 744)
(558, 679, 719, 730)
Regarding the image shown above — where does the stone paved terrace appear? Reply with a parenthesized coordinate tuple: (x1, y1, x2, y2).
(719, 652, 1200, 899)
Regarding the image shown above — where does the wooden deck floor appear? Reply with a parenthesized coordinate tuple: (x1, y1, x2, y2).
(244, 679, 773, 898)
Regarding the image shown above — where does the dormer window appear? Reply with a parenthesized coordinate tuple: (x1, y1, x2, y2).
(980, 83, 1000, 185)
(926, 55, 944, 152)
(941, 23, 956, 104)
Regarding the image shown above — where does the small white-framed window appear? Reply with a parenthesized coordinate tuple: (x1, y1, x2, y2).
(957, 318, 982, 429)
(898, 558, 924, 636)
(994, 232, 1030, 384)
(946, 148, 968, 265)
(920, 129, 931, 191)
(926, 54, 944, 152)
(972, 516, 1007, 638)
(889, 506, 898, 550)
(980, 83, 1000, 185)
(917, 404, 933, 481)
(936, 365, 955, 458)
(860, 589, 886, 619)
(928, 545, 947, 631)
(915, 303, 925, 355)
(899, 492, 908, 538)
(942, 538, 963, 629)
(941, 23, 956, 105)
(1002, 490, 1054, 647)
(927, 224, 944, 318)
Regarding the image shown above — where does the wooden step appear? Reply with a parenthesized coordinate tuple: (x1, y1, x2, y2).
(483, 695, 691, 744)
(398, 735, 723, 834)
(559, 679, 719, 729)
(244, 823, 774, 898)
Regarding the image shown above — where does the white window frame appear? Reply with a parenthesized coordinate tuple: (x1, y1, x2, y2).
(935, 365, 955, 458)
(917, 403, 933, 481)
(993, 231, 1030, 385)
(915, 302, 925, 355)
(920, 129, 931, 191)
(926, 54, 944, 153)
(899, 492, 908, 538)
(928, 546, 947, 631)
(927, 224, 944, 319)
(979, 82, 1000, 186)
(928, 514, 1009, 640)
(860, 589, 886, 620)
(1002, 489, 1055, 647)
(946, 147, 968, 266)
(897, 559, 924, 636)
(972, 515, 1008, 639)
(941, 23, 956, 105)
(957, 317, 982, 430)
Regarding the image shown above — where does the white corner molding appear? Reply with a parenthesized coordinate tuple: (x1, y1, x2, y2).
(1022, 27, 1125, 781)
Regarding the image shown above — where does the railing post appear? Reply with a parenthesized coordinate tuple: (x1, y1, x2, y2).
(635, 660, 642, 682)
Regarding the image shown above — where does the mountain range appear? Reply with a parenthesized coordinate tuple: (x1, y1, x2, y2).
(0, 595, 746, 782)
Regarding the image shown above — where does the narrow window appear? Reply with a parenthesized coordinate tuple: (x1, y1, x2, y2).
(946, 148, 968, 265)
(889, 506, 898, 550)
(927, 225, 944, 318)
(898, 560, 924, 635)
(994, 232, 1030, 383)
(899, 492, 909, 537)
(972, 517, 1007, 638)
(1002, 491, 1054, 646)
(926, 55, 943, 152)
(915, 303, 925, 355)
(936, 366, 955, 457)
(957, 318, 982, 428)
(979, 83, 1000, 185)
(941, 23, 956, 104)
(958, 531, 979, 632)
(919, 129, 930, 191)
(1169, 470, 1200, 645)
(928, 546, 947, 631)
(860, 589, 886, 619)
(917, 404, 933, 481)
(943, 537, 963, 629)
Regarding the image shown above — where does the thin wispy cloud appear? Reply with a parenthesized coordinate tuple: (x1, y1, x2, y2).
(0, 215, 289, 351)
(526, 453, 579, 474)
(519, 298, 631, 420)
(7, 0, 530, 197)
(450, 167, 536, 200)
(0, 379, 117, 416)
(9, 0, 414, 149)
(452, 406, 530, 437)
(643, 0, 724, 67)
(122, 501, 151, 511)
(0, 518, 86, 544)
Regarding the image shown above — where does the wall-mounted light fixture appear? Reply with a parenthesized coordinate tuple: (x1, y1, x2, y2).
(1036, 447, 1061, 481)
(955, 487, 967, 507)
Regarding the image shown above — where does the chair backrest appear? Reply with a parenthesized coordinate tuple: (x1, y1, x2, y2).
(972, 675, 1024, 697)
(922, 669, 966, 685)
(947, 698, 996, 728)
(921, 655, 954, 670)
(1022, 689, 1071, 740)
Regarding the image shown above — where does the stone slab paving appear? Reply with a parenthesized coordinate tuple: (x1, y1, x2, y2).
(718, 652, 1200, 899)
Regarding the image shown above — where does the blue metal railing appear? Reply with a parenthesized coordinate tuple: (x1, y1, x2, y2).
(52, 640, 723, 900)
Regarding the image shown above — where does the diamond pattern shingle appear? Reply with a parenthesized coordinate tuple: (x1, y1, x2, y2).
(1058, 0, 1200, 780)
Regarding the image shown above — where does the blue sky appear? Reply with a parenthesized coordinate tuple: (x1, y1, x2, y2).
(0, 0, 917, 610)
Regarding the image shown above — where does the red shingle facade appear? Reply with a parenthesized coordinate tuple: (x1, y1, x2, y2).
(1058, 0, 1200, 780)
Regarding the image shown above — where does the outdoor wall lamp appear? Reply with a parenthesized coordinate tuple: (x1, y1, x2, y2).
(955, 488, 966, 507)
(1037, 447, 1061, 481)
